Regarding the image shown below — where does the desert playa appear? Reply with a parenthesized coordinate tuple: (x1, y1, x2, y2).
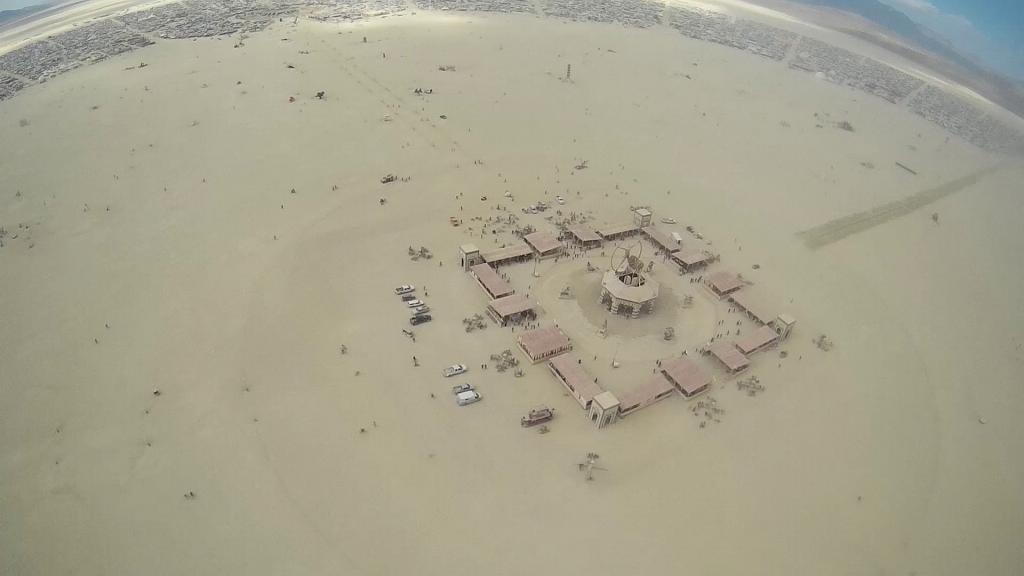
(1, 0, 1023, 574)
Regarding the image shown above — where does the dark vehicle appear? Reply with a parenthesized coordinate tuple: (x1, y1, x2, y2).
(401, 294, 417, 302)
(410, 314, 432, 325)
(521, 407, 554, 427)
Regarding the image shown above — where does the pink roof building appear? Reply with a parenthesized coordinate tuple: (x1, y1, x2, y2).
(548, 354, 603, 408)
(481, 243, 533, 266)
(709, 341, 751, 374)
(642, 226, 681, 253)
(705, 270, 744, 299)
(671, 248, 712, 272)
(524, 231, 563, 258)
(729, 290, 776, 326)
(518, 325, 572, 364)
(661, 357, 712, 398)
(618, 375, 677, 416)
(735, 325, 780, 355)
(566, 224, 602, 247)
(596, 222, 640, 240)
(470, 263, 513, 299)
(486, 294, 536, 325)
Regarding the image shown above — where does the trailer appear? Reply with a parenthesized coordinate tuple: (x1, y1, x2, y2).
(521, 406, 554, 427)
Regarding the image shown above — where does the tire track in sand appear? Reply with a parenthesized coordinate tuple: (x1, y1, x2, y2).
(797, 164, 1002, 249)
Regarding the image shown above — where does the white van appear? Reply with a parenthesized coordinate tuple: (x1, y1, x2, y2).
(456, 390, 481, 406)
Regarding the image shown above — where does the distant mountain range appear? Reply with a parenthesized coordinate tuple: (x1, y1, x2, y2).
(0, 2, 55, 27)
(796, 0, 972, 67)
(791, 0, 1024, 118)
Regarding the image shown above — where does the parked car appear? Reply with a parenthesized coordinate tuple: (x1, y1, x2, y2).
(456, 390, 481, 406)
(405, 299, 424, 308)
(410, 314, 432, 326)
(410, 305, 431, 315)
(556, 195, 565, 205)
(401, 294, 417, 302)
(394, 285, 415, 295)
(661, 217, 677, 224)
(451, 382, 474, 394)
(442, 364, 467, 378)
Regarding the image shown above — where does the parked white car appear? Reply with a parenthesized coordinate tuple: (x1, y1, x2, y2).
(661, 217, 677, 224)
(456, 390, 481, 406)
(405, 299, 424, 308)
(451, 382, 474, 394)
(556, 195, 565, 205)
(394, 285, 415, 295)
(442, 364, 467, 377)
(410, 305, 431, 315)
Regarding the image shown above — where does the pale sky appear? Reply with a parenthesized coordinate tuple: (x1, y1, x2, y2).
(878, 0, 1024, 80)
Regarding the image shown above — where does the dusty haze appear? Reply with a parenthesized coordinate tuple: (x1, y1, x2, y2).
(1, 4, 1022, 575)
